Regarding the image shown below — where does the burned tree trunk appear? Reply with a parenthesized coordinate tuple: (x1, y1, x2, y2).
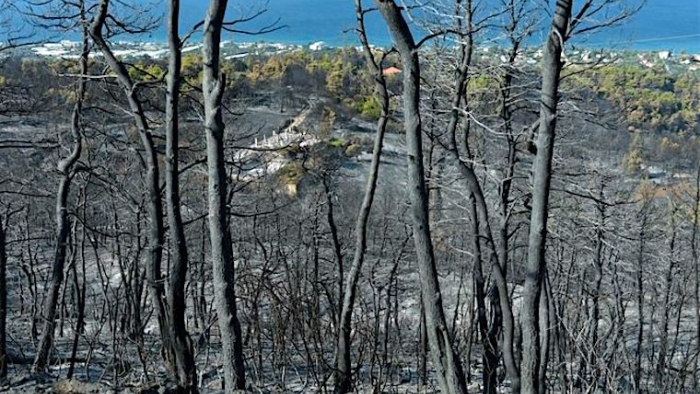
(0, 214, 6, 380)
(202, 0, 246, 390)
(163, 0, 197, 391)
(334, 1, 389, 392)
(33, 8, 87, 369)
(521, 1, 572, 393)
(373, 1, 469, 393)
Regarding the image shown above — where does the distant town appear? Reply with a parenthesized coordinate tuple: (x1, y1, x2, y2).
(6, 38, 700, 74)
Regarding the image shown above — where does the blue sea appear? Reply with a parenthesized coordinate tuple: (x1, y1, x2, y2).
(8, 0, 700, 52)
(180, 0, 700, 52)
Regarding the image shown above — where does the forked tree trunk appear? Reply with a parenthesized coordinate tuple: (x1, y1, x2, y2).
(373, 1, 469, 393)
(89, 0, 171, 385)
(469, 192, 499, 394)
(33, 6, 86, 369)
(202, 0, 246, 390)
(441, 1, 505, 391)
(440, 7, 521, 387)
(521, 1, 572, 392)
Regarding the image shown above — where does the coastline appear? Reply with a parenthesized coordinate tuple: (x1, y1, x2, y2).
(17, 36, 700, 74)
(6, 0, 698, 55)
(9, 20, 700, 56)
(18, 32, 700, 54)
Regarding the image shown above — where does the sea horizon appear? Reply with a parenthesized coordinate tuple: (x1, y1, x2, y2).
(170, 0, 700, 53)
(7, 0, 700, 53)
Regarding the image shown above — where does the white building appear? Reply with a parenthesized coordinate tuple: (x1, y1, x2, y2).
(309, 41, 325, 51)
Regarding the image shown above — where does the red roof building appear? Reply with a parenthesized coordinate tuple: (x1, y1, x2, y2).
(382, 66, 402, 76)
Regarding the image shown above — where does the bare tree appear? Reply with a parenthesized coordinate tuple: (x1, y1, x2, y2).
(372, 1, 469, 393)
(0, 0, 41, 377)
(0, 211, 7, 380)
(694, 169, 700, 391)
(87, 0, 179, 387)
(163, 0, 197, 391)
(0, 0, 693, 392)
(201, 0, 246, 390)
(333, 1, 390, 392)
(32, 1, 87, 369)
(520, 1, 572, 392)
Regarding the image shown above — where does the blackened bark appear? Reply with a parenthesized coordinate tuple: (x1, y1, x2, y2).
(164, 0, 197, 391)
(0, 215, 6, 380)
(67, 190, 87, 380)
(634, 208, 648, 392)
(33, 8, 86, 369)
(445, 2, 505, 391)
(88, 1, 169, 381)
(439, 0, 520, 383)
(373, 1, 468, 393)
(418, 305, 428, 386)
(588, 182, 606, 388)
(469, 193, 499, 394)
(521, 1, 572, 393)
(693, 168, 700, 391)
(334, 2, 389, 392)
(656, 213, 676, 389)
(538, 275, 550, 394)
(202, 0, 246, 390)
(322, 177, 343, 327)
